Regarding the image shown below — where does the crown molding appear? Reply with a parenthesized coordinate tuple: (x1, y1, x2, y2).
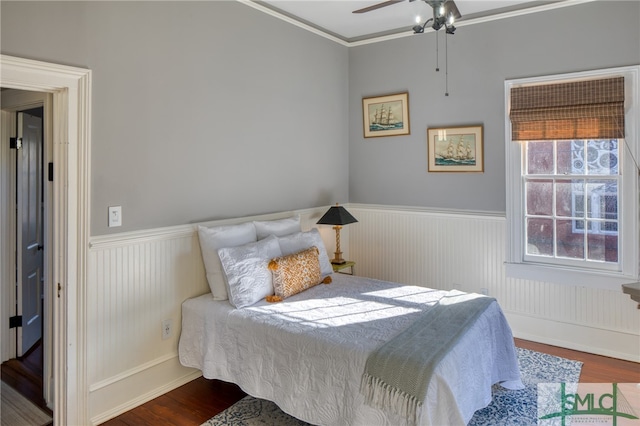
(237, 0, 351, 47)
(239, 0, 596, 47)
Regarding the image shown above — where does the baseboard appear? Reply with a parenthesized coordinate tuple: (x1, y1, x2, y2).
(505, 311, 640, 362)
(89, 355, 202, 425)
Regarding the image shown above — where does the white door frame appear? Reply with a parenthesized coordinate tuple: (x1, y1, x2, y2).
(1, 92, 54, 407)
(0, 54, 91, 425)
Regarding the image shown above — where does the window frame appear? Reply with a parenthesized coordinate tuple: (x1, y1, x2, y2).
(505, 66, 640, 289)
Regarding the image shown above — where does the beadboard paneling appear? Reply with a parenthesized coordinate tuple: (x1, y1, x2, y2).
(87, 233, 206, 387)
(86, 205, 638, 423)
(348, 205, 640, 361)
(86, 209, 329, 423)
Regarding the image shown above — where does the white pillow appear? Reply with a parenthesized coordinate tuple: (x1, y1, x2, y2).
(197, 222, 257, 300)
(254, 215, 301, 240)
(218, 235, 282, 309)
(277, 228, 333, 278)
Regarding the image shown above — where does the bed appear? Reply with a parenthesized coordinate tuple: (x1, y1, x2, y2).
(178, 271, 523, 426)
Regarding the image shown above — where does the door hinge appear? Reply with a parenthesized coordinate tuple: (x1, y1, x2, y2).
(9, 315, 22, 328)
(9, 137, 22, 150)
(48, 162, 54, 182)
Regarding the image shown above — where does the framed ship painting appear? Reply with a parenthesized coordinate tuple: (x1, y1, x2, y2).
(362, 92, 410, 138)
(427, 125, 484, 172)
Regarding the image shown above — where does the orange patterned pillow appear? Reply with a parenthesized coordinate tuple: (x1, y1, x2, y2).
(266, 246, 331, 302)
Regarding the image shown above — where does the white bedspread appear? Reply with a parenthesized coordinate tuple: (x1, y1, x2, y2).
(179, 274, 522, 426)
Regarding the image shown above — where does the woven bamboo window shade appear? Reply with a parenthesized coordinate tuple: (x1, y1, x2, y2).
(509, 77, 625, 141)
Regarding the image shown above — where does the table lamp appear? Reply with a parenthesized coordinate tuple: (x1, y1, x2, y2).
(316, 203, 358, 264)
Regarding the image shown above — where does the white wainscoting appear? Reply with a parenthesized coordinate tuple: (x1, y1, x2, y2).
(86, 208, 332, 424)
(347, 204, 640, 362)
(86, 204, 638, 423)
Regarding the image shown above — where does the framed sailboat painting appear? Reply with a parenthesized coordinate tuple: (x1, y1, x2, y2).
(362, 92, 410, 138)
(427, 125, 484, 172)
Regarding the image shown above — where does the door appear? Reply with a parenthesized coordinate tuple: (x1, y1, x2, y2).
(16, 110, 44, 356)
(3, 90, 53, 409)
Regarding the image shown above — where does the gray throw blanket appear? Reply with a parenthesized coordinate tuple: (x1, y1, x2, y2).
(360, 291, 495, 425)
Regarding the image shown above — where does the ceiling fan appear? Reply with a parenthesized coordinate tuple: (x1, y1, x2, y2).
(353, 0, 461, 34)
(354, 0, 462, 96)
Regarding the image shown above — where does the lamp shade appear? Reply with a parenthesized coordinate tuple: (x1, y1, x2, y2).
(316, 204, 358, 226)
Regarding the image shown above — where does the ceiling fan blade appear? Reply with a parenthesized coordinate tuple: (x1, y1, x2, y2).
(352, 0, 404, 14)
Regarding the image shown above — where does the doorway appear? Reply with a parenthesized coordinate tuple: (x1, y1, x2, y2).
(1, 91, 53, 414)
(1, 54, 92, 425)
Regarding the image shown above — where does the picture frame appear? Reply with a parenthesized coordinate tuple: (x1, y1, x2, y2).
(427, 125, 484, 172)
(362, 92, 410, 138)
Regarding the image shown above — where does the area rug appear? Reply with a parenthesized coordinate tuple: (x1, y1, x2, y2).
(202, 348, 583, 426)
(1, 381, 52, 426)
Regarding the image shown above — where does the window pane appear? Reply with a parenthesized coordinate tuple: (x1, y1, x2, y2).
(556, 179, 583, 217)
(586, 180, 618, 220)
(527, 218, 554, 256)
(556, 219, 584, 259)
(587, 229, 618, 262)
(587, 140, 618, 175)
(527, 141, 554, 174)
(557, 140, 578, 175)
(526, 180, 553, 216)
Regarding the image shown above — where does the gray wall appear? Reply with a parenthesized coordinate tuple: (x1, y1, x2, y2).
(1, 1, 349, 235)
(3, 1, 639, 234)
(348, 1, 640, 213)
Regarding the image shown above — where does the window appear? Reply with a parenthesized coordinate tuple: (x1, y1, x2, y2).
(505, 66, 639, 288)
(524, 139, 620, 267)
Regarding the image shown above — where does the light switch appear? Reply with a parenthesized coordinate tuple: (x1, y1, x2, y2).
(108, 206, 122, 227)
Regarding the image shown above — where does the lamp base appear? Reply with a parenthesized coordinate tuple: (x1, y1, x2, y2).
(331, 226, 345, 265)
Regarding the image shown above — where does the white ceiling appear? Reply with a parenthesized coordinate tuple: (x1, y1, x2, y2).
(252, 0, 569, 43)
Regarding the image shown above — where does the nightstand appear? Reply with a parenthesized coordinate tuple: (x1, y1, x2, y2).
(332, 261, 355, 275)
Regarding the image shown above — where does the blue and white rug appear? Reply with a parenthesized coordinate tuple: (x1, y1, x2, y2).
(202, 348, 583, 426)
(468, 348, 582, 425)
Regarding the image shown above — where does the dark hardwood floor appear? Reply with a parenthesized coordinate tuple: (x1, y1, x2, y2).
(101, 339, 640, 426)
(100, 378, 246, 426)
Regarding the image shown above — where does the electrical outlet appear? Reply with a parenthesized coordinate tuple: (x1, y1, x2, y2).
(161, 319, 173, 340)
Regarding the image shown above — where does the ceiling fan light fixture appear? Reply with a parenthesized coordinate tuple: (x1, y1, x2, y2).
(445, 24, 456, 34)
(413, 24, 425, 33)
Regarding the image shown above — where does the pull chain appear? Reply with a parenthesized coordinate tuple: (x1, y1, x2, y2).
(445, 33, 449, 96)
(435, 31, 439, 72)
